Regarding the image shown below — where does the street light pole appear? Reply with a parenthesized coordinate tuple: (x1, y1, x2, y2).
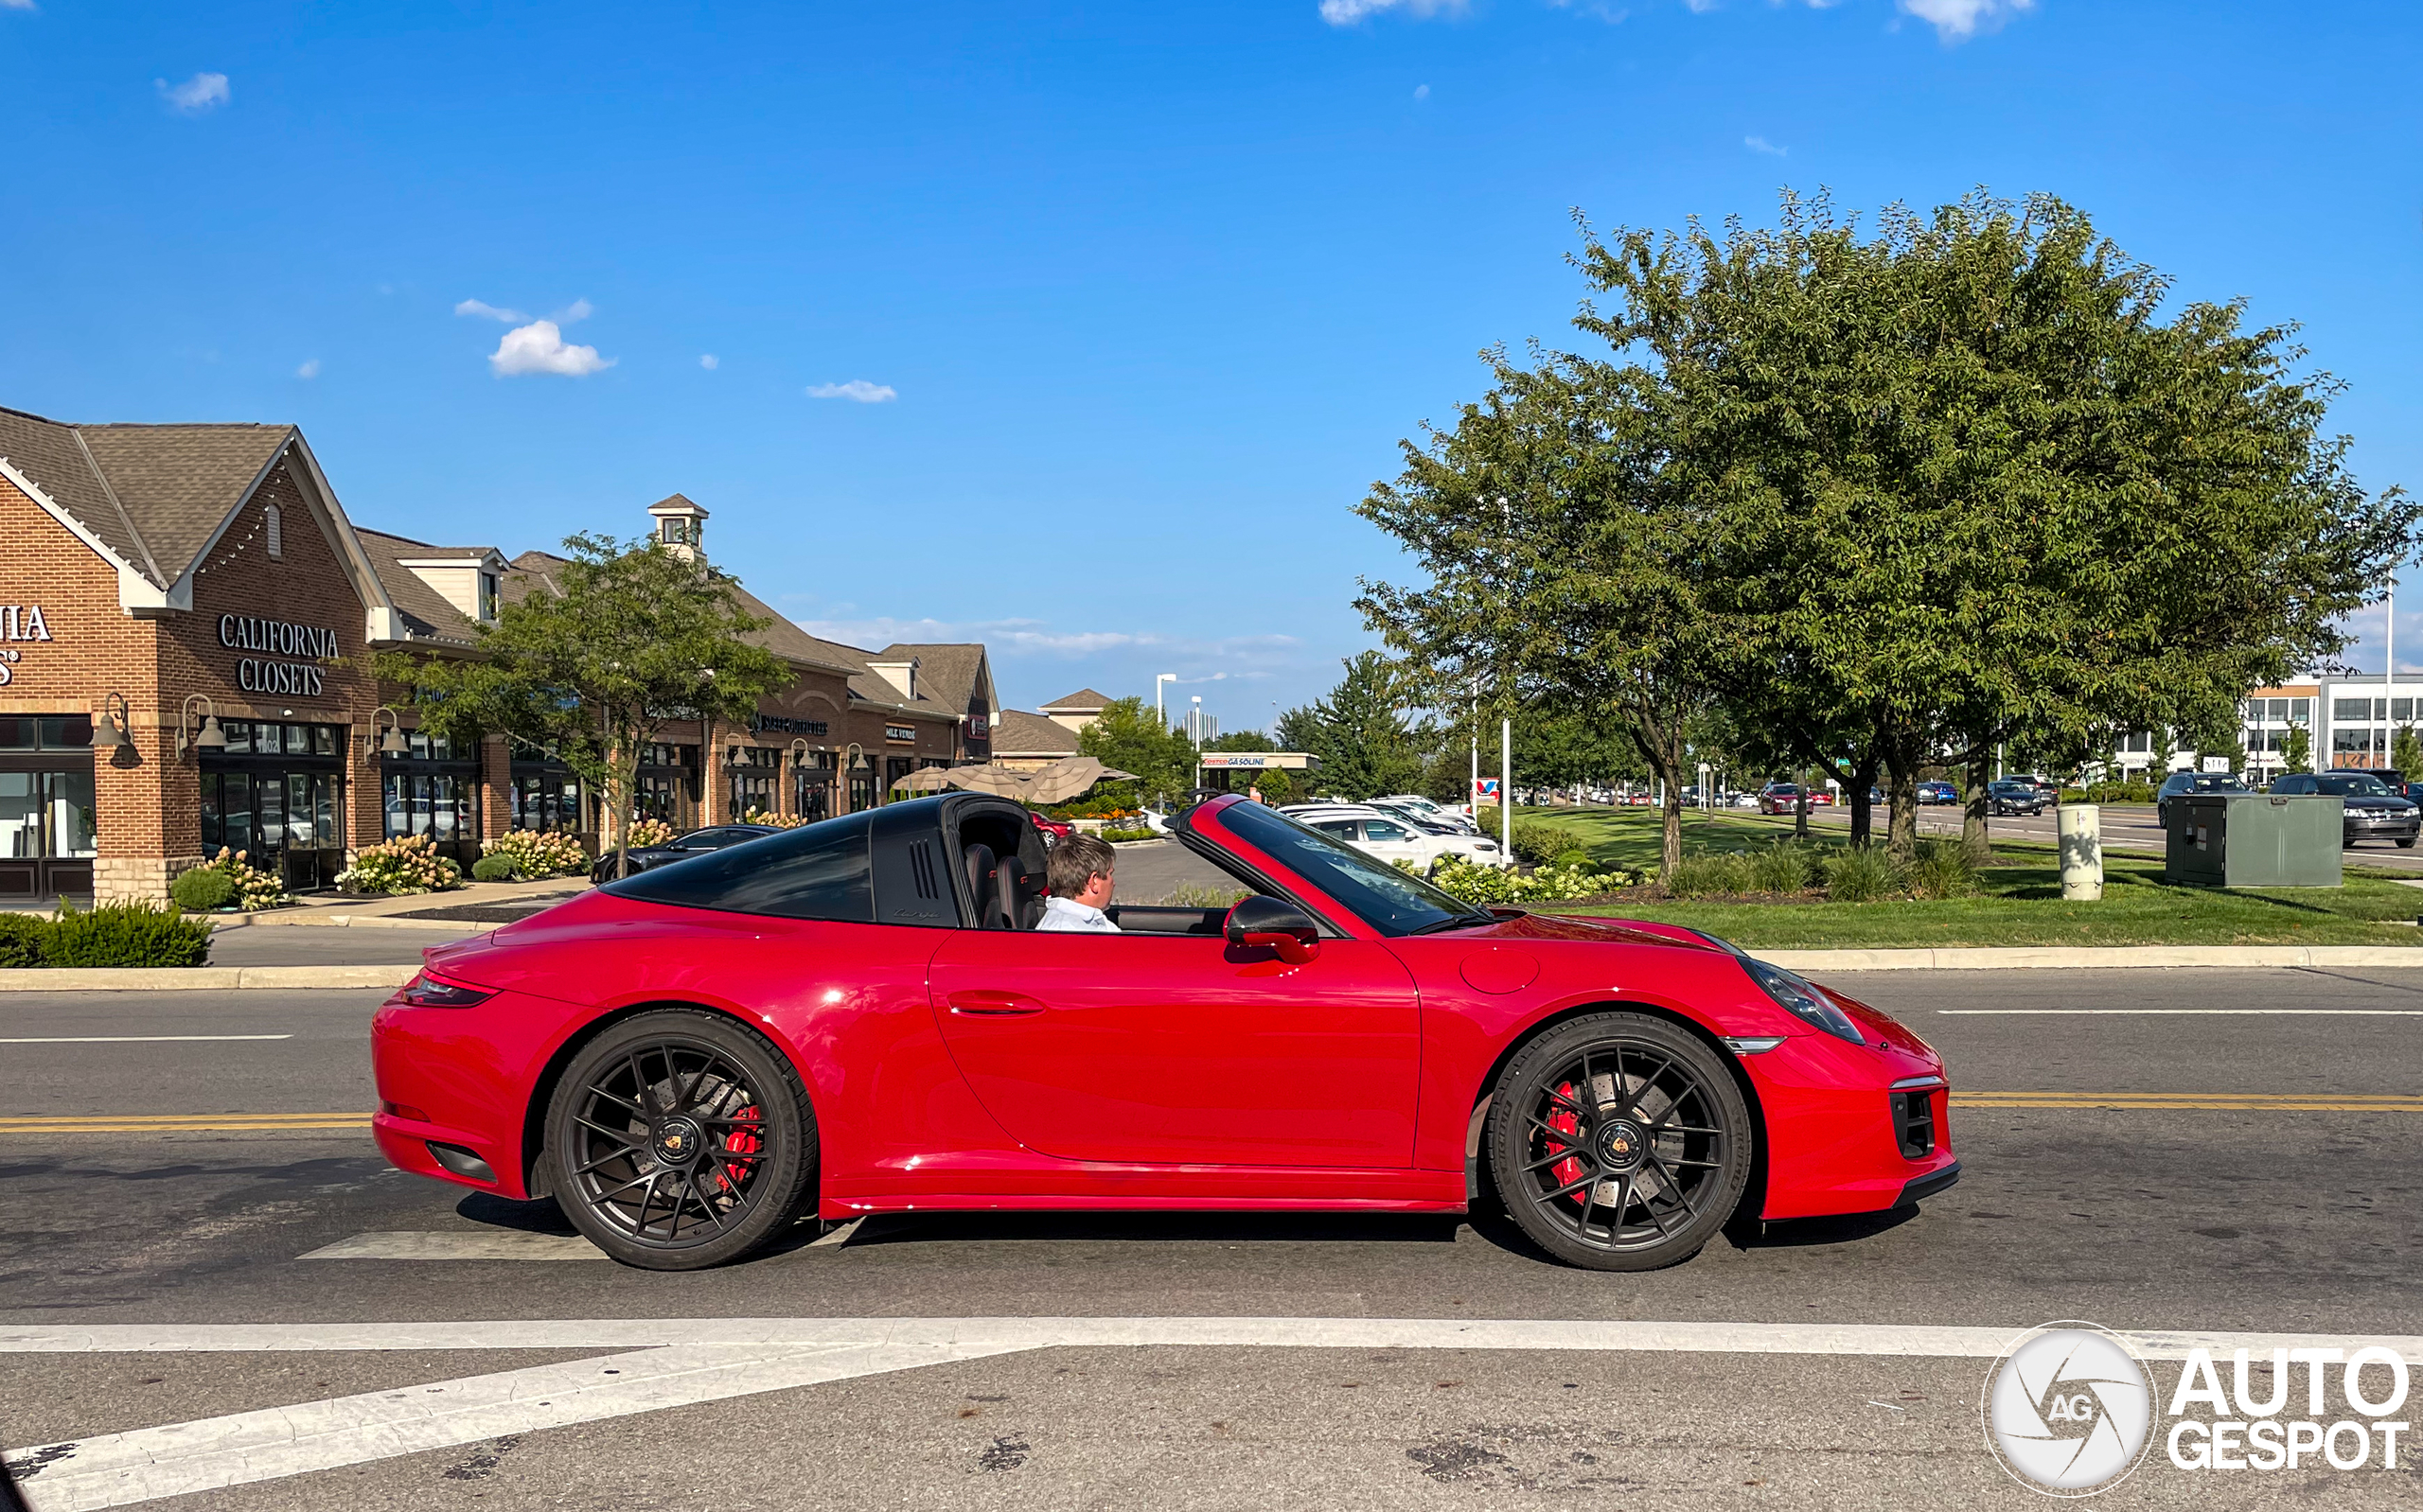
(1500, 716, 1512, 857)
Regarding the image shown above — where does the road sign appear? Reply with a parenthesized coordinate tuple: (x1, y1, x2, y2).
(1473, 778, 1501, 800)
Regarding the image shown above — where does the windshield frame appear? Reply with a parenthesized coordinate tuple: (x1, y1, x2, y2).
(1179, 799, 1494, 939)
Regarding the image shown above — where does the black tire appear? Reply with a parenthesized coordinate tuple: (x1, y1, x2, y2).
(1487, 1011, 1753, 1272)
(544, 1008, 818, 1270)
(2400, 838, 2418, 850)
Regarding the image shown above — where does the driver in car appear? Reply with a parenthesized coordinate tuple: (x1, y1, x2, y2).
(1036, 833, 1121, 933)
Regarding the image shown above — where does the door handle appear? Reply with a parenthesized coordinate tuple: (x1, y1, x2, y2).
(947, 990, 1046, 1017)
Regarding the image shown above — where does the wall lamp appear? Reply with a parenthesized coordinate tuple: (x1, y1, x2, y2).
(177, 694, 227, 757)
(90, 693, 134, 752)
(366, 705, 409, 758)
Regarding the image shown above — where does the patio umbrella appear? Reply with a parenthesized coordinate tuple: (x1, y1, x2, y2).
(1019, 756, 1139, 806)
(891, 766, 960, 793)
(941, 765, 1036, 798)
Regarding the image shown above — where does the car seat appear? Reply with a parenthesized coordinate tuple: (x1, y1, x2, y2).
(999, 857, 1046, 930)
(963, 843, 1002, 929)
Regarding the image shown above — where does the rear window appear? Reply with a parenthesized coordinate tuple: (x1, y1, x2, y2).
(606, 812, 874, 922)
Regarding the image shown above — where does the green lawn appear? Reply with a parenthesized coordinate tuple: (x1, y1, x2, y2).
(1515, 805, 2423, 949)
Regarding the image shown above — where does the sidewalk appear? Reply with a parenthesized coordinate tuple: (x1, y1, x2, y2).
(227, 875, 593, 931)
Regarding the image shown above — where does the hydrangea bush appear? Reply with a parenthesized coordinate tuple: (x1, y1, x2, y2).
(188, 847, 292, 911)
(482, 828, 591, 879)
(624, 816, 678, 849)
(740, 808, 810, 829)
(336, 834, 465, 895)
(1415, 855, 1639, 905)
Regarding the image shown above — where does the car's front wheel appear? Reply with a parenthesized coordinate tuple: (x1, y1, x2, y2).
(1487, 1011, 1754, 1272)
(544, 1009, 818, 1269)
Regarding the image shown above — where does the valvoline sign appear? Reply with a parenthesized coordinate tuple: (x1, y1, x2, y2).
(1473, 778, 1501, 800)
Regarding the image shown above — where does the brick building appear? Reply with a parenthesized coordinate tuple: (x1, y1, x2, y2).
(0, 407, 997, 903)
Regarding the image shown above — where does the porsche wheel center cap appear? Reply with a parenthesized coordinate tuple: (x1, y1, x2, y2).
(1596, 1119, 1647, 1170)
(654, 1117, 705, 1166)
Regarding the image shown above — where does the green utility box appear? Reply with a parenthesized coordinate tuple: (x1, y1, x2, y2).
(2166, 793, 2343, 888)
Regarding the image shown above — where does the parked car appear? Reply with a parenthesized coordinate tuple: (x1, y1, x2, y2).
(2154, 771, 2251, 830)
(1379, 794, 1480, 835)
(1985, 780, 2049, 818)
(2266, 770, 2422, 848)
(374, 793, 1957, 1273)
(1282, 803, 1512, 871)
(1030, 811, 1075, 847)
(1757, 782, 1805, 816)
(1918, 781, 1958, 806)
(590, 823, 784, 884)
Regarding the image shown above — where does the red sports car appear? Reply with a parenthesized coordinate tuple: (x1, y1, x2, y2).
(372, 795, 1957, 1273)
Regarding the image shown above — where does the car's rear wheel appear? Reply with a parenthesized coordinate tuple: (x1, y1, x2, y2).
(544, 1009, 817, 1270)
(1487, 1012, 1752, 1272)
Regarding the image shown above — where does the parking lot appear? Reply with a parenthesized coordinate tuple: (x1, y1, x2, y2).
(6, 965, 2419, 1509)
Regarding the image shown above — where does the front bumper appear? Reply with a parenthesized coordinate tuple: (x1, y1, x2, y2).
(1737, 1029, 1960, 1222)
(2345, 815, 2420, 842)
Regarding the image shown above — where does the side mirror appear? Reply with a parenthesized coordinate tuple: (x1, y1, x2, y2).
(1224, 894, 1320, 965)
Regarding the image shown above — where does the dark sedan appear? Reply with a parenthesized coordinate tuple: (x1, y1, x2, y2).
(1986, 780, 2048, 817)
(590, 823, 785, 883)
(2268, 771, 2421, 848)
(2154, 771, 2250, 830)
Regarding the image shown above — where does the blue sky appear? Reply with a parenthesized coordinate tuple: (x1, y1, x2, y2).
(5, 1, 2419, 722)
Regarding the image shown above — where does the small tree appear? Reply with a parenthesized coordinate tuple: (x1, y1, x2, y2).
(376, 533, 787, 880)
(2280, 722, 2312, 775)
(2393, 725, 2423, 781)
(1077, 696, 1197, 803)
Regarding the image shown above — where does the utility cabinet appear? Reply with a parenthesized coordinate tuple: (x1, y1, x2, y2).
(2166, 793, 2343, 888)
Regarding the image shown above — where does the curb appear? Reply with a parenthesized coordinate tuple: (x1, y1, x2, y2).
(0, 965, 417, 993)
(1764, 945, 2423, 973)
(243, 913, 491, 931)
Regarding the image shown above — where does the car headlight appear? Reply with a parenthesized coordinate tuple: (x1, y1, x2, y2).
(1739, 958, 1864, 1044)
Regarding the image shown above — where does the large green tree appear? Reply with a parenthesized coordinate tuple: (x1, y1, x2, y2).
(1289, 652, 1425, 801)
(1076, 695, 1197, 803)
(1578, 190, 2415, 861)
(375, 533, 788, 879)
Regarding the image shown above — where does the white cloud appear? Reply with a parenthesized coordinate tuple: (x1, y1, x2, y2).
(488, 320, 612, 378)
(554, 297, 593, 323)
(699, 354, 718, 370)
(1413, 83, 1430, 100)
(295, 359, 321, 379)
(1897, 0, 2034, 41)
(1318, 0, 1465, 26)
(3, 1, 41, 12)
(454, 298, 528, 323)
(797, 613, 1298, 661)
(156, 72, 229, 113)
(806, 379, 897, 403)
(1744, 134, 1787, 156)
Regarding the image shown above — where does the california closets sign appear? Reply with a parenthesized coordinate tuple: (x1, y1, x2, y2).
(220, 613, 339, 696)
(0, 605, 55, 684)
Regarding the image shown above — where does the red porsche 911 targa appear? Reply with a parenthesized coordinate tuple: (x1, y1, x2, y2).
(372, 794, 1957, 1272)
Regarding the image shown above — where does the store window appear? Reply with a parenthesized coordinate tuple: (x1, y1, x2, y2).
(793, 750, 835, 822)
(2334, 698, 2372, 723)
(511, 770, 585, 833)
(201, 722, 345, 891)
(382, 727, 480, 857)
(728, 746, 780, 819)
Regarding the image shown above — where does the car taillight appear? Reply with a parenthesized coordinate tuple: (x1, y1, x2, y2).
(396, 973, 495, 1009)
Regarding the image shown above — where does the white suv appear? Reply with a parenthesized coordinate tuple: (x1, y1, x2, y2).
(1377, 794, 1480, 835)
(1282, 803, 1512, 871)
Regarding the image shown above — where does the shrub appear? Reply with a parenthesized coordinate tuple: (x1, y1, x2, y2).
(1665, 853, 1753, 898)
(1154, 882, 1252, 907)
(1823, 845, 1901, 903)
(0, 912, 49, 967)
(44, 900, 213, 968)
(1747, 840, 1818, 895)
(336, 834, 465, 896)
(189, 847, 291, 911)
(740, 807, 810, 829)
(1508, 820, 1575, 867)
(470, 853, 519, 883)
(1098, 827, 1156, 843)
(1905, 838, 1978, 900)
(483, 828, 590, 877)
(624, 816, 677, 849)
(1551, 849, 1594, 872)
(169, 866, 238, 911)
(1422, 856, 1636, 905)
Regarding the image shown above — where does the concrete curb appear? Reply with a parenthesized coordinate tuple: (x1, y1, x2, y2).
(1764, 945, 2423, 973)
(243, 913, 490, 931)
(0, 965, 417, 993)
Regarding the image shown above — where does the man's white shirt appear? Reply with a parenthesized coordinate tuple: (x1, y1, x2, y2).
(1036, 896, 1120, 933)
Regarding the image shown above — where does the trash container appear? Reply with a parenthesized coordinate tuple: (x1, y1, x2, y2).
(2166, 793, 2343, 888)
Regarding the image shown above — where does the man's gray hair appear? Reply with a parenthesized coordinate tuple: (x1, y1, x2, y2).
(1047, 833, 1117, 897)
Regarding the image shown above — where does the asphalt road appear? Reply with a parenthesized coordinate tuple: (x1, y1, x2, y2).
(2, 968, 2418, 1509)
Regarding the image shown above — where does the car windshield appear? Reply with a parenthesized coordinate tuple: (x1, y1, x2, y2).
(1194, 800, 1490, 937)
(2192, 776, 2250, 792)
(2317, 774, 2395, 797)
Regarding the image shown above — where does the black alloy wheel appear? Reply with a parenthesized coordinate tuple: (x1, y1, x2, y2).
(1487, 1011, 1753, 1272)
(544, 1009, 818, 1269)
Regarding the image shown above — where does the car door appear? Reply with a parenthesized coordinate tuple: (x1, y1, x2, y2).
(927, 928, 1422, 1168)
(1356, 818, 1429, 870)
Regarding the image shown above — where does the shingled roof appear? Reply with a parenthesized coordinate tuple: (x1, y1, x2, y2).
(357, 529, 493, 647)
(990, 709, 1081, 757)
(0, 406, 294, 589)
(875, 642, 996, 719)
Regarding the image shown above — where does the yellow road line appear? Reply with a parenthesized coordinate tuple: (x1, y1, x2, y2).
(0, 1114, 371, 1134)
(1956, 1092, 2422, 1112)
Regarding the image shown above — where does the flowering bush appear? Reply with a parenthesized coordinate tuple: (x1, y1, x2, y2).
(189, 847, 292, 911)
(483, 829, 590, 879)
(624, 816, 677, 849)
(1415, 855, 1638, 905)
(741, 807, 810, 829)
(336, 834, 465, 896)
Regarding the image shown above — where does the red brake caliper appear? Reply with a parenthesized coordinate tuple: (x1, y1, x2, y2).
(1547, 1081, 1585, 1204)
(714, 1104, 762, 1193)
